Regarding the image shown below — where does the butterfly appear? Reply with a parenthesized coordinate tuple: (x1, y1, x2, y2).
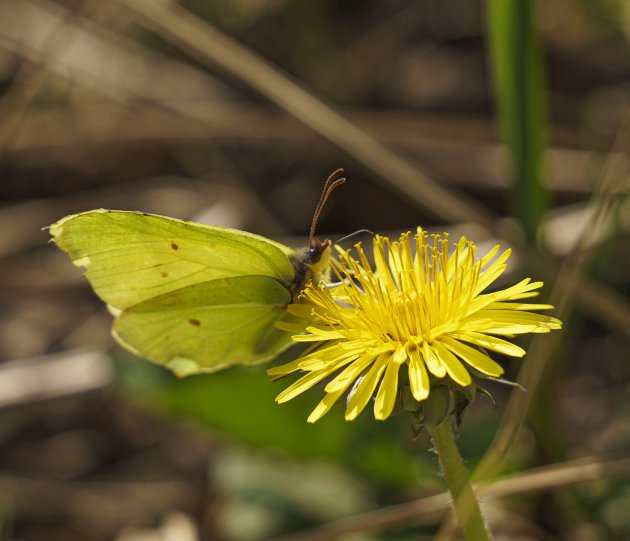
(49, 169, 345, 376)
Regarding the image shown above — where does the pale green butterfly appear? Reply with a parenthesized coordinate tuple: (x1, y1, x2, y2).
(49, 170, 345, 376)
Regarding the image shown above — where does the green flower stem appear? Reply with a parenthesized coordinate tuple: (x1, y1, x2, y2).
(429, 420, 492, 540)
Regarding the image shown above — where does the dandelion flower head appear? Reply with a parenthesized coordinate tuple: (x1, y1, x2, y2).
(269, 229, 562, 423)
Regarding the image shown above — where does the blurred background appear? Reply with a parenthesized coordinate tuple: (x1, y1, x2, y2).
(0, 0, 629, 539)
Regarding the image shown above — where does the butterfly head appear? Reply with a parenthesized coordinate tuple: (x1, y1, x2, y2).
(290, 237, 332, 297)
(307, 236, 332, 283)
(289, 169, 345, 298)
(307, 236, 331, 263)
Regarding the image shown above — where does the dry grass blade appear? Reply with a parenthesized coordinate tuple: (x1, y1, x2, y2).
(115, 0, 495, 230)
(4, 2, 628, 334)
(0, 0, 228, 110)
(0, 0, 84, 154)
(473, 111, 630, 484)
(266, 456, 630, 541)
(111, 0, 630, 339)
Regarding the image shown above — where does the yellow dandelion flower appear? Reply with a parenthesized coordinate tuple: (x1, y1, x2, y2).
(269, 229, 562, 423)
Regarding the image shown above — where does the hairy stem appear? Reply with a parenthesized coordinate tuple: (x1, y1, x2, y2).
(429, 420, 492, 540)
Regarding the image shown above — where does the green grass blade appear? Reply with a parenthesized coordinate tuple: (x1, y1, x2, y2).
(487, 0, 550, 242)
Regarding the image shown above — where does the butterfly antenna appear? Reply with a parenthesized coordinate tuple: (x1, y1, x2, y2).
(309, 168, 346, 242)
(334, 229, 374, 245)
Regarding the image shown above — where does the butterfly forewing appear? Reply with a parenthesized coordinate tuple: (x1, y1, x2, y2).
(50, 210, 296, 310)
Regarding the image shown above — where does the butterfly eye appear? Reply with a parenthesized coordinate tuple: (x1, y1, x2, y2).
(308, 238, 331, 263)
(308, 240, 323, 261)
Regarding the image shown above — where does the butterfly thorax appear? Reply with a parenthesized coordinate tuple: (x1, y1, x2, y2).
(289, 238, 332, 300)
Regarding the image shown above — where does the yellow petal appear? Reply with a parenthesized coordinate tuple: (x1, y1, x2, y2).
(286, 304, 315, 318)
(297, 326, 345, 340)
(308, 387, 347, 423)
(474, 248, 511, 293)
(268, 358, 303, 376)
(488, 302, 554, 311)
(477, 244, 501, 270)
(463, 310, 562, 334)
(325, 353, 374, 392)
(373, 357, 401, 420)
(467, 278, 542, 315)
(422, 342, 447, 378)
(299, 345, 363, 371)
(392, 343, 408, 365)
(408, 345, 430, 401)
(275, 321, 308, 333)
(275, 369, 332, 403)
(451, 331, 526, 357)
(440, 336, 504, 377)
(432, 341, 472, 386)
(345, 352, 389, 420)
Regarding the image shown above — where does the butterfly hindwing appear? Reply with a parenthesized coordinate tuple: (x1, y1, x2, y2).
(113, 275, 293, 375)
